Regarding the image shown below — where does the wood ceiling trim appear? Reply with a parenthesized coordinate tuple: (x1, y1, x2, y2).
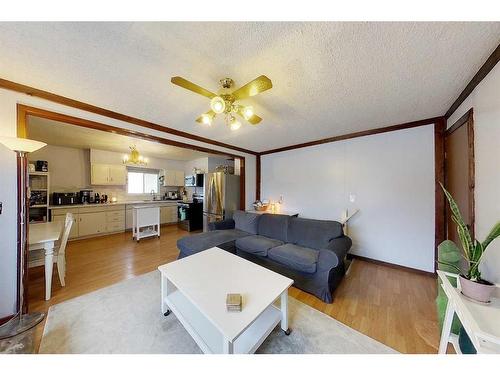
(444, 43, 500, 119)
(0, 78, 258, 156)
(17, 104, 244, 159)
(259, 116, 445, 155)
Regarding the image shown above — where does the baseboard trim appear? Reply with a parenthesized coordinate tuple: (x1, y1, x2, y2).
(348, 254, 436, 277)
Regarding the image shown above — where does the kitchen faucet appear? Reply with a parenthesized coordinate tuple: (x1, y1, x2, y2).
(151, 190, 157, 201)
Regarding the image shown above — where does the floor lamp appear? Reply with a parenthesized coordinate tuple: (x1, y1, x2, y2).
(0, 136, 47, 348)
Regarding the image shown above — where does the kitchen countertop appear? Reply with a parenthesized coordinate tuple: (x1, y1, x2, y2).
(49, 200, 183, 209)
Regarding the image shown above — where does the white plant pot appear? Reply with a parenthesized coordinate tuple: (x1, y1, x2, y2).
(459, 275, 496, 303)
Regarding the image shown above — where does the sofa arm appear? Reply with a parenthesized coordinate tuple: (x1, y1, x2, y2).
(317, 236, 352, 271)
(326, 236, 352, 260)
(207, 219, 235, 231)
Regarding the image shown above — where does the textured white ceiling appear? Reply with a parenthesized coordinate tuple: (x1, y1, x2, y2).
(0, 22, 499, 152)
(27, 116, 217, 161)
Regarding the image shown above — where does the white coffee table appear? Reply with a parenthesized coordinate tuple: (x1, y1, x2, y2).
(158, 247, 294, 354)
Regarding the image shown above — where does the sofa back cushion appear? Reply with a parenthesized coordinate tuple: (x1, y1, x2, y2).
(257, 214, 290, 242)
(288, 217, 343, 250)
(233, 210, 260, 234)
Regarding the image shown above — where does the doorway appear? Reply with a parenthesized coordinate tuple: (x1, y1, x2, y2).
(17, 104, 247, 313)
(444, 109, 475, 243)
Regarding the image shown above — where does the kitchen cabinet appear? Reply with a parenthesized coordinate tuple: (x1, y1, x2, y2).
(160, 206, 178, 224)
(126, 208, 133, 229)
(105, 209, 125, 232)
(91, 164, 127, 185)
(78, 212, 107, 237)
(91, 164, 109, 185)
(175, 171, 185, 186)
(51, 205, 126, 238)
(108, 165, 127, 185)
(161, 170, 185, 187)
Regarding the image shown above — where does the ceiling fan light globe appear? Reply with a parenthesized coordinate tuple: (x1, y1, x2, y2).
(229, 118, 241, 131)
(243, 106, 254, 120)
(210, 96, 226, 114)
(201, 114, 212, 126)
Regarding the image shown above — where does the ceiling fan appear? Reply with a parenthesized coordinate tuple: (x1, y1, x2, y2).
(171, 75, 272, 131)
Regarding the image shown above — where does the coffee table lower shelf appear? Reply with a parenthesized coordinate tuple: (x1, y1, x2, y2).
(165, 290, 282, 354)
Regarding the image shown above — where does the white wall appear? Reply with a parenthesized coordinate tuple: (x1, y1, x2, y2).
(261, 125, 436, 272)
(89, 148, 186, 172)
(447, 63, 500, 284)
(0, 88, 256, 318)
(183, 157, 209, 176)
(30, 145, 90, 192)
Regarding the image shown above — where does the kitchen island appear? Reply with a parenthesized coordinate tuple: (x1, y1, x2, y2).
(49, 200, 182, 239)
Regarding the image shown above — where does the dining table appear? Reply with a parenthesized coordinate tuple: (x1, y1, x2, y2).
(29, 221, 62, 300)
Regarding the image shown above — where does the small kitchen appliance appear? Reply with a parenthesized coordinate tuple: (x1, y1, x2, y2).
(35, 160, 48, 172)
(52, 192, 77, 206)
(79, 189, 93, 204)
(184, 174, 204, 187)
(167, 191, 179, 200)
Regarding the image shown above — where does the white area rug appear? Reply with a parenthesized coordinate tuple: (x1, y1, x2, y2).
(40, 271, 397, 354)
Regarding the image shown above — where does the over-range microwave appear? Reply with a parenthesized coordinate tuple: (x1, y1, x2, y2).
(185, 174, 204, 187)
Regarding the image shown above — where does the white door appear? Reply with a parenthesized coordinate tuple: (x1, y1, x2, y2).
(91, 164, 109, 185)
(108, 165, 127, 185)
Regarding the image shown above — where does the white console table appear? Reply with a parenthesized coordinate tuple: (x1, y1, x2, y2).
(132, 206, 160, 242)
(245, 210, 298, 216)
(437, 270, 500, 354)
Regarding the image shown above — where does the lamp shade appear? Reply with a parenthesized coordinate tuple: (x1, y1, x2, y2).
(0, 136, 46, 153)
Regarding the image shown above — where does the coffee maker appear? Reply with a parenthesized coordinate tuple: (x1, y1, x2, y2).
(79, 189, 94, 204)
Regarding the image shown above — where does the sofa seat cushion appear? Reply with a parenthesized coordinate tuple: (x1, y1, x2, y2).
(268, 243, 319, 274)
(177, 229, 250, 257)
(235, 235, 284, 257)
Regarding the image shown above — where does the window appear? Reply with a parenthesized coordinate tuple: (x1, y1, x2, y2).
(127, 168, 159, 194)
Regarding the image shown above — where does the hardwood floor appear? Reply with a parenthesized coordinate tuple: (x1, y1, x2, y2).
(28, 225, 440, 353)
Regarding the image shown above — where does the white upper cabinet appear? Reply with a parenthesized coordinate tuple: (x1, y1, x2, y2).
(161, 170, 185, 187)
(175, 171, 185, 186)
(108, 165, 127, 185)
(91, 164, 109, 185)
(91, 164, 127, 185)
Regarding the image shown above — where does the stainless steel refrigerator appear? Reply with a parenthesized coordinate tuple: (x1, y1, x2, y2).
(203, 172, 240, 231)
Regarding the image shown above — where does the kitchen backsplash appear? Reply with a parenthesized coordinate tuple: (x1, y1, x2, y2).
(79, 186, 181, 202)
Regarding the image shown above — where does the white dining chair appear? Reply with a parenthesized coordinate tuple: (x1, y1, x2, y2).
(29, 213, 73, 287)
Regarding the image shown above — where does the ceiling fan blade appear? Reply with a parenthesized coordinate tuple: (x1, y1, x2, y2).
(246, 113, 262, 125)
(171, 76, 217, 99)
(231, 75, 273, 101)
(196, 110, 216, 123)
(236, 108, 262, 125)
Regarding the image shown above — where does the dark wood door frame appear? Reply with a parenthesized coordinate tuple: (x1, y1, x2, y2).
(444, 108, 475, 239)
(16, 104, 247, 312)
(434, 119, 446, 272)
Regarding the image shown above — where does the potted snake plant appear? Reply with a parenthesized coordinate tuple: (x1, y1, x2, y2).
(439, 183, 500, 303)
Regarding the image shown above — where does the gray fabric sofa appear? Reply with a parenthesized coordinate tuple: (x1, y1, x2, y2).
(176, 211, 352, 303)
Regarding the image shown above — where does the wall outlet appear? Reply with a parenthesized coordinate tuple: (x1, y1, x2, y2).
(349, 193, 356, 203)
